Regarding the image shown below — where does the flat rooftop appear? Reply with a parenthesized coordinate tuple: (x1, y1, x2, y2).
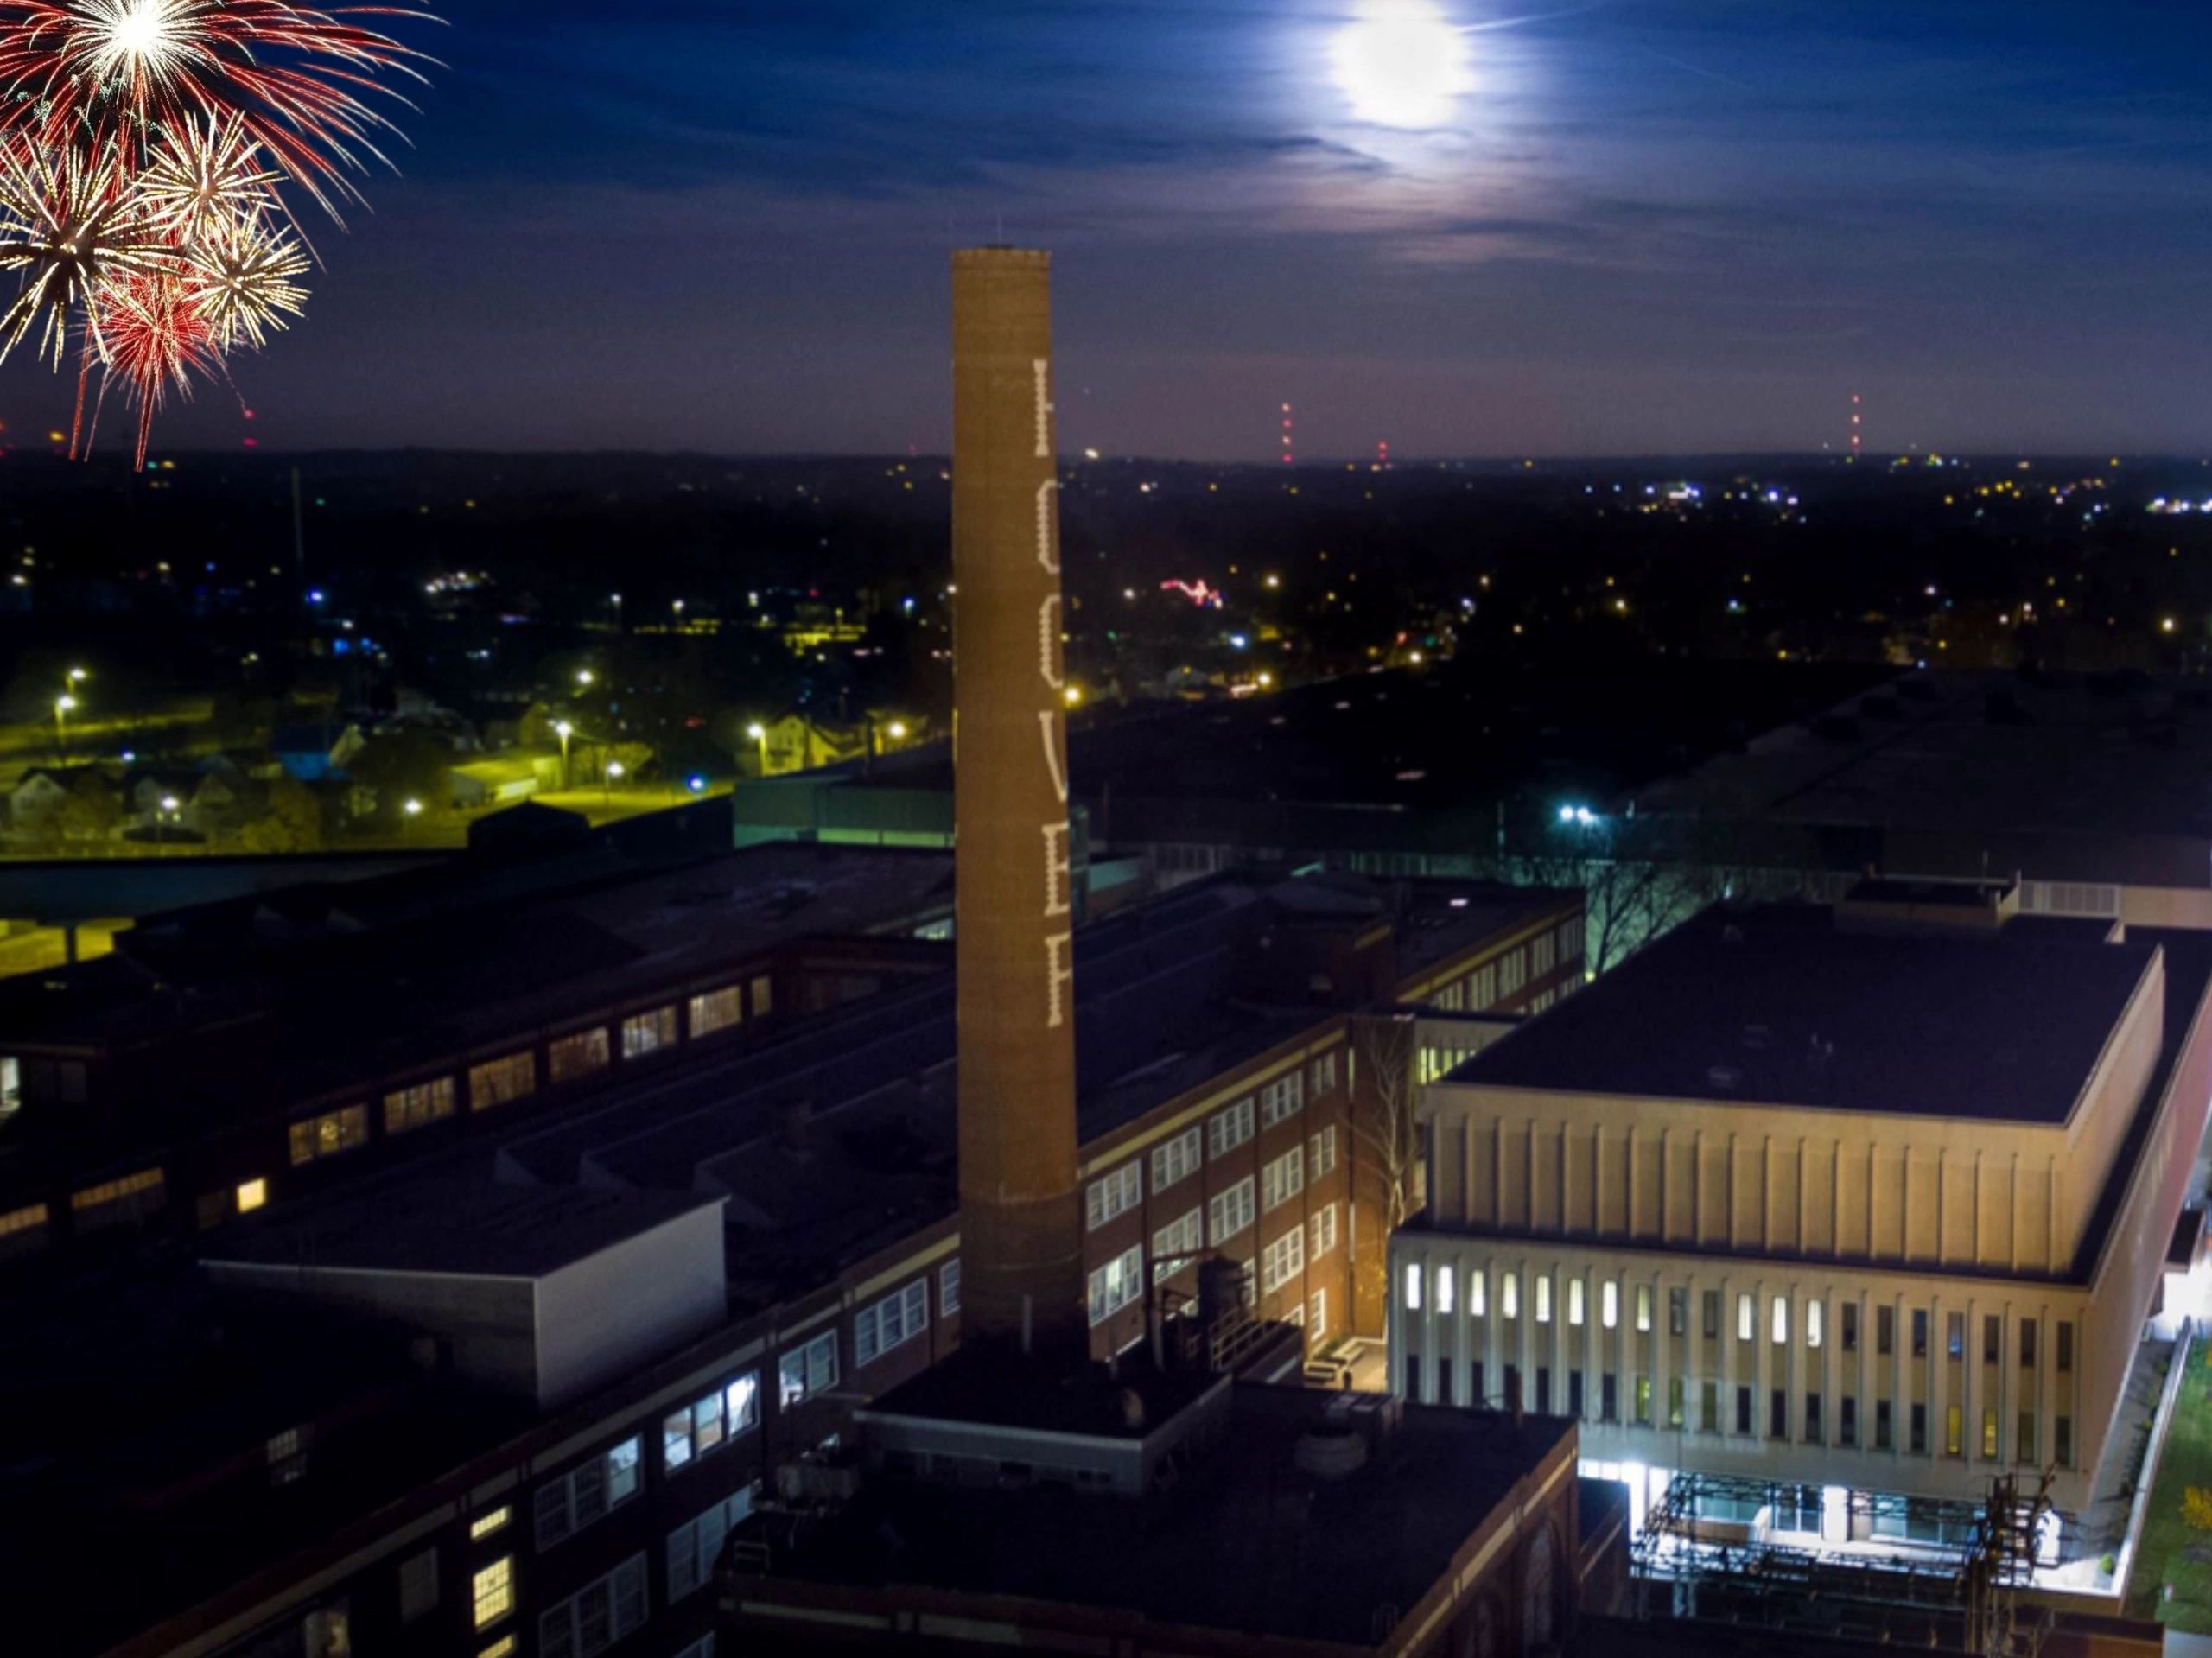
(206, 1178, 722, 1280)
(746, 1385, 1573, 1649)
(1452, 907, 2158, 1122)
(1643, 670, 2212, 886)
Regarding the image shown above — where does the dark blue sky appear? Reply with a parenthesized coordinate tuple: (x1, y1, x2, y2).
(76, 0, 2212, 455)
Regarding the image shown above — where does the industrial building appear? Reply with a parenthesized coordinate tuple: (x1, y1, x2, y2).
(0, 247, 1589, 1658)
(1391, 877, 2212, 1571)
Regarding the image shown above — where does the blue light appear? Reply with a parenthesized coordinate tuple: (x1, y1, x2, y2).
(308, 588, 326, 604)
(1229, 633, 1249, 649)
(688, 775, 707, 794)
(1558, 804, 1577, 823)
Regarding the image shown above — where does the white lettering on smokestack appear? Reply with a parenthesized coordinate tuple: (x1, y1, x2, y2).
(1033, 480, 1060, 575)
(1043, 930, 1074, 1028)
(1038, 593, 1063, 689)
(1033, 359, 1055, 458)
(1042, 823, 1072, 918)
(1033, 357, 1072, 1018)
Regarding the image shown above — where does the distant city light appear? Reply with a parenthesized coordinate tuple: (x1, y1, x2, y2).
(403, 797, 423, 816)
(308, 588, 325, 604)
(1063, 685, 1083, 708)
(687, 775, 708, 794)
(1558, 804, 1596, 827)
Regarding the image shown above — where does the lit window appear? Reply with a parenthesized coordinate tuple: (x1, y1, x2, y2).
(547, 1027, 610, 1084)
(1085, 1162, 1143, 1230)
(468, 1051, 536, 1112)
(854, 1280, 930, 1366)
(471, 1558, 514, 1630)
(1568, 1278, 1585, 1326)
(1436, 1265, 1454, 1315)
(1635, 1285, 1651, 1333)
(620, 1006, 678, 1058)
(236, 1178, 268, 1214)
(778, 1331, 839, 1407)
(469, 1506, 511, 1541)
(384, 1076, 456, 1134)
(1738, 1293, 1755, 1342)
(1807, 1300, 1824, 1350)
(1772, 1296, 1789, 1345)
(1601, 1280, 1618, 1330)
(1467, 1267, 1485, 1316)
(1403, 1262, 1422, 1312)
(1089, 1245, 1146, 1323)
(1502, 1272, 1519, 1319)
(688, 985, 743, 1038)
(480, 1639, 517, 1658)
(1535, 1275, 1552, 1324)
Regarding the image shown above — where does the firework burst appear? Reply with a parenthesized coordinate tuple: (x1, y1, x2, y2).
(186, 204, 304, 347)
(0, 0, 442, 222)
(138, 109, 281, 238)
(0, 0, 439, 464)
(102, 262, 219, 464)
(0, 136, 170, 365)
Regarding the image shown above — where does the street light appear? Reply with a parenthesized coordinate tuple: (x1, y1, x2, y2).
(603, 759, 625, 807)
(159, 792, 180, 852)
(554, 720, 573, 790)
(746, 721, 768, 778)
(54, 692, 75, 759)
(575, 668, 594, 687)
(403, 797, 423, 818)
(887, 721, 908, 741)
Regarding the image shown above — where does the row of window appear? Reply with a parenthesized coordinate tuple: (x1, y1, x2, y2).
(1401, 1355, 2079, 1467)
(288, 977, 774, 1169)
(1428, 918, 1584, 1013)
(1404, 1267, 2075, 1375)
(1096, 1107, 1342, 1245)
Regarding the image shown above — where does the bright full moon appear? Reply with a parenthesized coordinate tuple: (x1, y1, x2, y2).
(1330, 0, 1474, 130)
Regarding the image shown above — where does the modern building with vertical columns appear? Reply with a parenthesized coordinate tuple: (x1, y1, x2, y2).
(1389, 880, 2212, 1559)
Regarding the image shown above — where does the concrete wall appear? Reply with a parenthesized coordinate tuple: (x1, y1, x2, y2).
(537, 1203, 728, 1409)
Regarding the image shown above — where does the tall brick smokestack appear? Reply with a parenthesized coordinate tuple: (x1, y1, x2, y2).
(950, 247, 1084, 1358)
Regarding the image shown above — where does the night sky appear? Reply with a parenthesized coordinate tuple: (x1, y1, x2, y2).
(73, 0, 2212, 457)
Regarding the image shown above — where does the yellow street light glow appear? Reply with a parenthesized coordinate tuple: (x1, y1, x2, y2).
(55, 693, 76, 713)
(746, 721, 767, 740)
(887, 721, 908, 740)
(607, 761, 625, 779)
(1063, 685, 1083, 708)
(575, 669, 594, 685)
(403, 797, 423, 816)
(553, 720, 572, 738)
(160, 794, 180, 812)
(2162, 618, 2178, 633)
(67, 666, 86, 682)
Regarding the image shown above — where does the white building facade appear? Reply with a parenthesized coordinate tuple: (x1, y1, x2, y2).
(1389, 907, 2212, 1556)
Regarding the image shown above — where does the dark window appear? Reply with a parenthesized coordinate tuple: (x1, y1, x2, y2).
(1841, 1304, 1859, 1353)
(1405, 1351, 1421, 1401)
(1878, 1305, 1894, 1356)
(2020, 1318, 2037, 1368)
(1983, 1315, 2000, 1365)
(1536, 1367, 1552, 1413)
(1875, 1400, 1892, 1450)
(1946, 1312, 1964, 1361)
(1668, 1377, 1684, 1428)
(1472, 1362, 1486, 1408)
(2056, 1414, 2073, 1465)
(1910, 1403, 1928, 1454)
(1436, 1357, 1453, 1406)
(1912, 1309, 1928, 1358)
(1770, 1388, 1788, 1439)
(1504, 1364, 1521, 1413)
(1840, 1396, 1858, 1446)
(1669, 1287, 1688, 1337)
(1702, 1290, 1721, 1340)
(1568, 1369, 1584, 1418)
(1736, 1385, 1753, 1434)
(2018, 1410, 2037, 1463)
(1601, 1372, 1618, 1423)
(1806, 1393, 1822, 1441)
(2057, 1322, 2074, 1373)
(1701, 1380, 1719, 1432)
